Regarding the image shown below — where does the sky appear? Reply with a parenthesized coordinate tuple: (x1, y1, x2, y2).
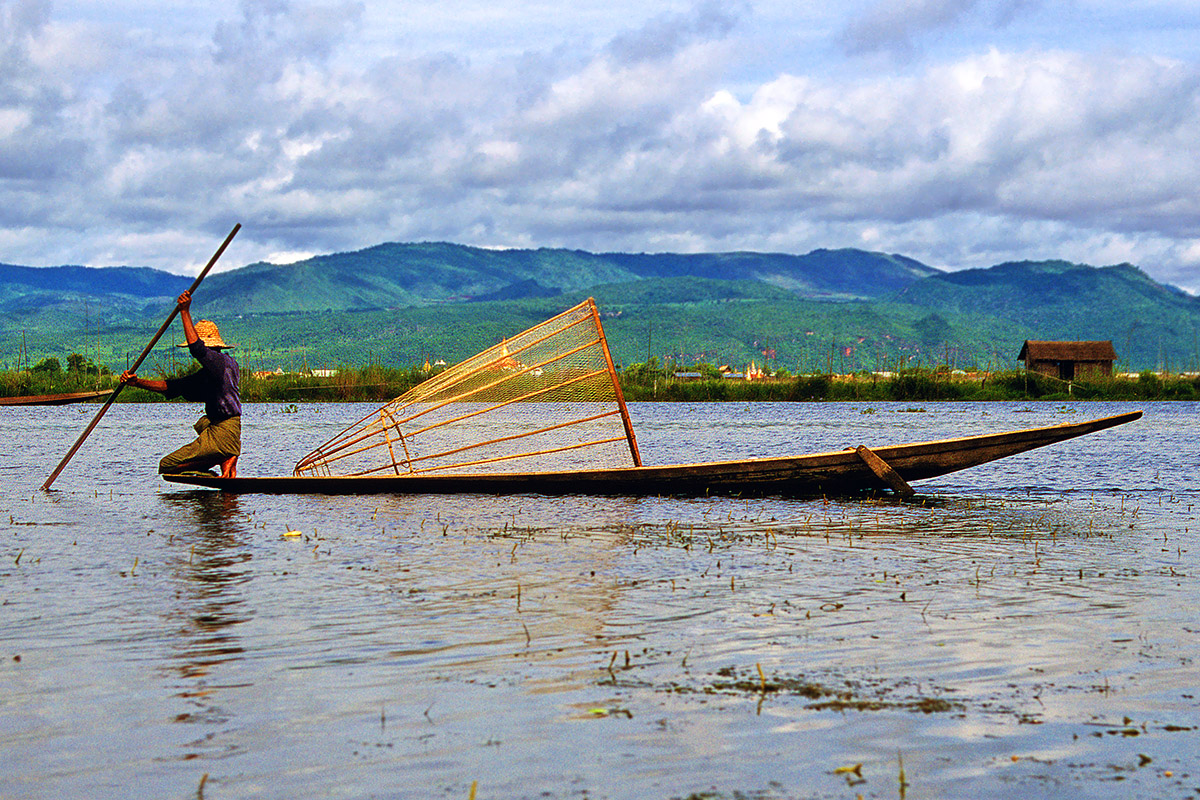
(3, 0, 1200, 290)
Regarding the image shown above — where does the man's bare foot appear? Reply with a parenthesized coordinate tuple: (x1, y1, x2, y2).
(220, 456, 238, 478)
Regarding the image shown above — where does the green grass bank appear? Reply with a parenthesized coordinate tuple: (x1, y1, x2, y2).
(4, 364, 1199, 404)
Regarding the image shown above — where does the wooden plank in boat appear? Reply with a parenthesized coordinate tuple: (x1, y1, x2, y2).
(855, 445, 915, 498)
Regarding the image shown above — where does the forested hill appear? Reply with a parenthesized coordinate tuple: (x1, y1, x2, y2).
(2, 244, 1198, 373)
(892, 260, 1200, 356)
(0, 262, 188, 313)
(196, 243, 941, 314)
(896, 260, 1194, 318)
(0, 243, 938, 315)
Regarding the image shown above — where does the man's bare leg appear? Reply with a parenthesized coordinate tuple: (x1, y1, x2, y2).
(220, 455, 238, 478)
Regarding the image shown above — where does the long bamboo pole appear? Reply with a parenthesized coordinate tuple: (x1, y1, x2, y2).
(41, 224, 242, 491)
(590, 298, 641, 466)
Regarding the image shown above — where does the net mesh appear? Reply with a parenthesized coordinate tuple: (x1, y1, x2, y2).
(293, 298, 640, 477)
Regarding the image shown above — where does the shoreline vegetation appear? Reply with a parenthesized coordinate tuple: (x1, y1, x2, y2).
(4, 356, 1200, 403)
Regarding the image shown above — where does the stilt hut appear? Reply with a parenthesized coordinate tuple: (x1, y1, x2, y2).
(1017, 340, 1117, 380)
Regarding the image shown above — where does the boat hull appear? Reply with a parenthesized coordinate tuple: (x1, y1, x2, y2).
(161, 411, 1142, 497)
(0, 390, 112, 406)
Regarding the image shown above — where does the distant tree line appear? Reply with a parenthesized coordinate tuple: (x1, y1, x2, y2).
(617, 360, 1200, 402)
(28, 353, 110, 376)
(3, 358, 1198, 402)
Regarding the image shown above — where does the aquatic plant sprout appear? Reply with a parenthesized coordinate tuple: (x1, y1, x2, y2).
(293, 298, 640, 477)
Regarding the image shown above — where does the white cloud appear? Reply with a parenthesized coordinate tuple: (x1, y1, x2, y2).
(841, 0, 1043, 57)
(264, 249, 315, 264)
(2, 0, 1200, 293)
(678, 50, 1200, 237)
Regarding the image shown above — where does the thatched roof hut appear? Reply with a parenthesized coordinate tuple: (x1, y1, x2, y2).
(1017, 340, 1117, 380)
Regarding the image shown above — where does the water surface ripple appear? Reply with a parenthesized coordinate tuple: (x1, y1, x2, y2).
(1, 401, 1197, 799)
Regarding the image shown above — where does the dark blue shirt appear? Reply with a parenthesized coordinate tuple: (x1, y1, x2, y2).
(164, 340, 241, 421)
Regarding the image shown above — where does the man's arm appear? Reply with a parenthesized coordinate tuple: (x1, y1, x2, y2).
(120, 370, 168, 393)
(119, 290, 198, 393)
(177, 290, 198, 346)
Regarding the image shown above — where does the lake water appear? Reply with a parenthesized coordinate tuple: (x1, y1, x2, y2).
(1, 400, 1197, 799)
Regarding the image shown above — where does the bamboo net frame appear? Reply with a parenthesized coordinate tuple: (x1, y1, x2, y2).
(293, 298, 641, 477)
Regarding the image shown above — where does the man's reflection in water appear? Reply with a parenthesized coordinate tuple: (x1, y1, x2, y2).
(159, 491, 253, 758)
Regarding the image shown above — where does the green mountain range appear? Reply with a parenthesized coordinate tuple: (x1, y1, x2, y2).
(0, 263, 185, 315)
(1, 243, 1197, 374)
(191, 243, 938, 314)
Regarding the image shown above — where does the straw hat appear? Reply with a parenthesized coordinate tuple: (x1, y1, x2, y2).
(178, 319, 233, 349)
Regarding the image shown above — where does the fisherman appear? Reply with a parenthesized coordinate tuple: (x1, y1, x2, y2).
(120, 290, 241, 477)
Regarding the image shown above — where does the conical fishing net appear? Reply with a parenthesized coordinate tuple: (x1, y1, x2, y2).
(293, 298, 641, 477)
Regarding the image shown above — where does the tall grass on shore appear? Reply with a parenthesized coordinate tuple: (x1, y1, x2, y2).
(0, 363, 430, 403)
(0, 368, 118, 399)
(4, 363, 1198, 403)
(618, 367, 1200, 402)
(240, 365, 429, 402)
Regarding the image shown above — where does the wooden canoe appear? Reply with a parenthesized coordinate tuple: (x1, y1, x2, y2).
(161, 410, 1142, 497)
(0, 390, 112, 406)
